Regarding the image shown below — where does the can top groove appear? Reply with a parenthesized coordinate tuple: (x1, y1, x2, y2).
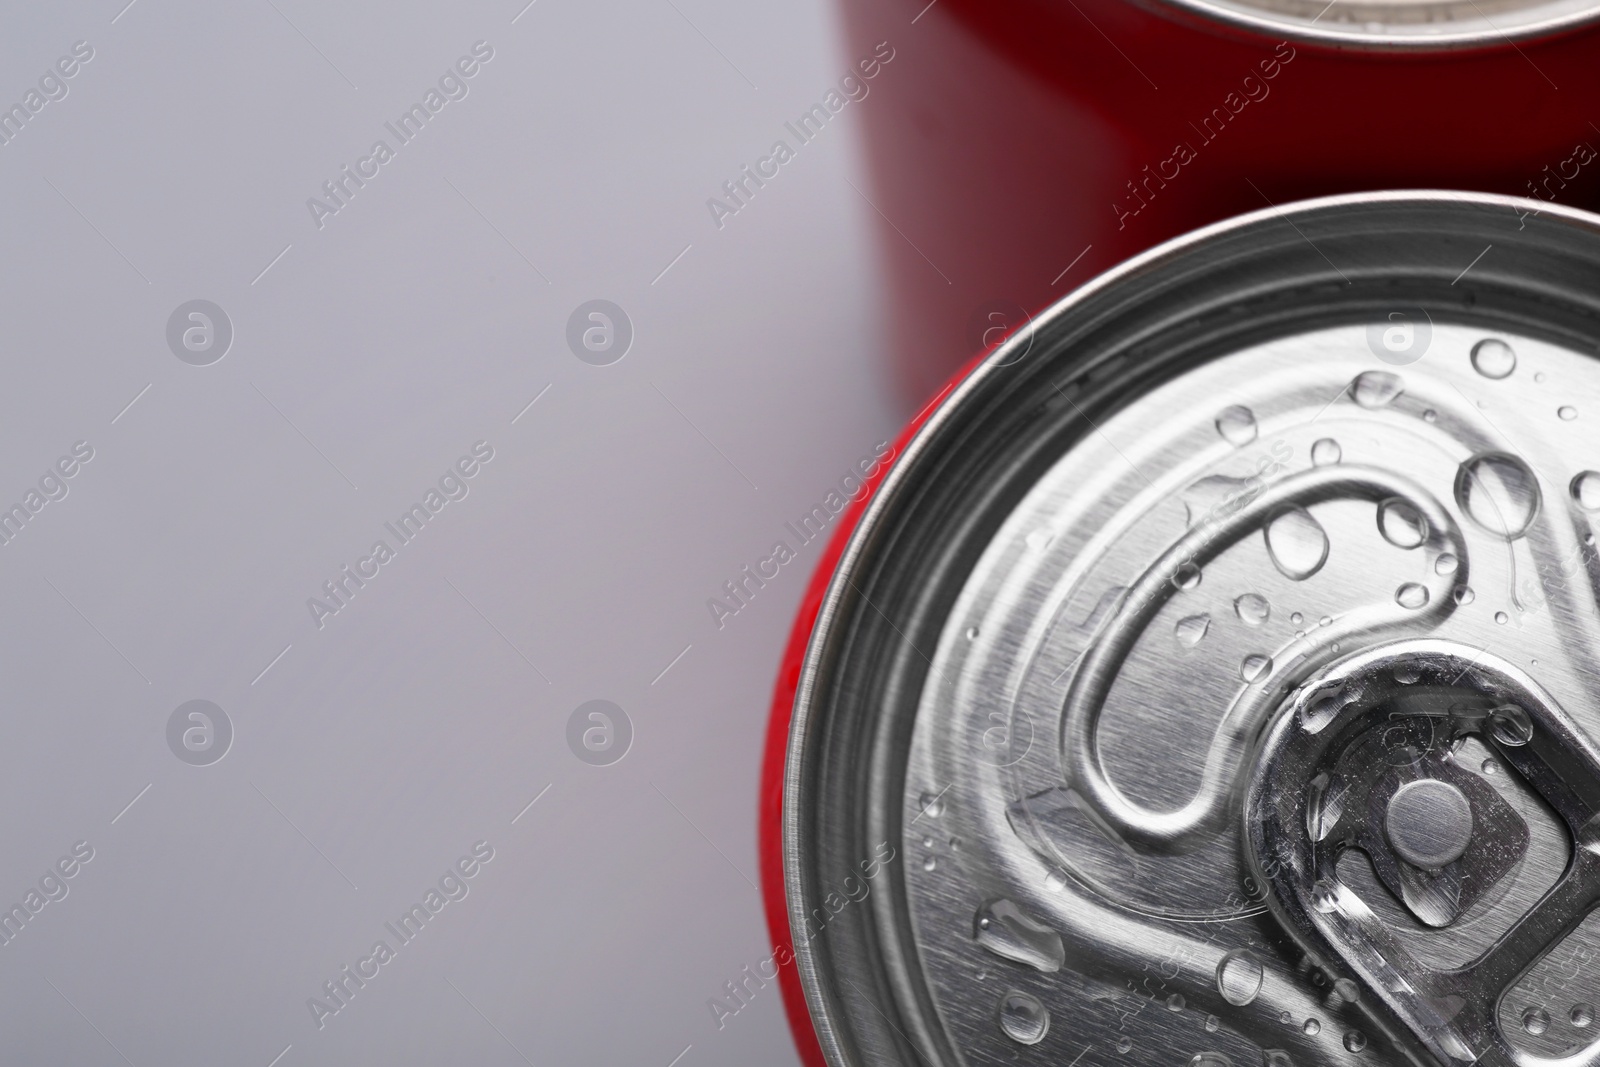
(1149, 0, 1600, 47)
(784, 192, 1600, 1067)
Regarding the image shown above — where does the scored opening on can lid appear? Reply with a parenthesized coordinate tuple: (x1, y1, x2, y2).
(1152, 0, 1600, 47)
(783, 191, 1600, 1067)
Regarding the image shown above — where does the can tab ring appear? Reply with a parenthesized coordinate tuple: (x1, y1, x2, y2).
(1247, 639, 1600, 1066)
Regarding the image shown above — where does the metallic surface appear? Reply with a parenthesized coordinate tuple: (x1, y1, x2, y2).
(780, 193, 1600, 1066)
(1163, 0, 1600, 45)
(1249, 640, 1600, 1064)
(1385, 779, 1475, 871)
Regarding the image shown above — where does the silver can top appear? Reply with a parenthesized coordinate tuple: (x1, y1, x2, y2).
(909, 320, 1596, 1064)
(1156, 0, 1600, 46)
(785, 193, 1600, 1067)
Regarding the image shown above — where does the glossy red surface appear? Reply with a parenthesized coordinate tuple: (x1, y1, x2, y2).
(843, 0, 1600, 400)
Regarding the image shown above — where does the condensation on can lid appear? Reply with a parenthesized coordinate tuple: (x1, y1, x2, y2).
(783, 192, 1600, 1067)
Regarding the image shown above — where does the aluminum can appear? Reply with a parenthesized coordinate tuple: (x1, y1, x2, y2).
(762, 192, 1600, 1066)
(837, 0, 1600, 402)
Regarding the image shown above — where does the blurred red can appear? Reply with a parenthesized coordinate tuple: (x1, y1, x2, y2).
(839, 0, 1600, 401)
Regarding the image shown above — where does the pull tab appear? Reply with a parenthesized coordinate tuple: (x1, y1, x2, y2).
(1247, 639, 1600, 1067)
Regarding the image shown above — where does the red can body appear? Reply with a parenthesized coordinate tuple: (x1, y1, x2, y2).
(839, 0, 1600, 401)
(766, 4, 1600, 1060)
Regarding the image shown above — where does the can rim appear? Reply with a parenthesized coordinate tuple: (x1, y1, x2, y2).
(1145, 0, 1600, 48)
(781, 188, 1600, 1066)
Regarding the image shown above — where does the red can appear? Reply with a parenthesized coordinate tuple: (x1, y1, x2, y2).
(760, 191, 1600, 1065)
(837, 0, 1600, 401)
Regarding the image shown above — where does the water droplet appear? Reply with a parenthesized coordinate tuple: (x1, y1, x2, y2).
(949, 837, 961, 852)
(1334, 978, 1360, 1003)
(1175, 614, 1211, 647)
(1454, 586, 1476, 605)
(1394, 664, 1421, 685)
(1205, 1015, 1221, 1033)
(1303, 1018, 1321, 1036)
(1290, 611, 1304, 625)
(1377, 498, 1429, 549)
(1495, 610, 1509, 625)
(918, 792, 945, 818)
(1319, 616, 1332, 627)
(1490, 704, 1533, 747)
(1424, 409, 1438, 423)
(1572, 1003, 1593, 1028)
(1471, 338, 1516, 379)
(1523, 1007, 1551, 1035)
(1190, 1055, 1232, 1067)
(998, 990, 1050, 1045)
(1303, 686, 1348, 734)
(1026, 528, 1053, 552)
(1184, 474, 1263, 526)
(1311, 438, 1343, 466)
(1312, 880, 1341, 913)
(1435, 553, 1458, 576)
(1344, 1030, 1368, 1053)
(973, 899, 1066, 972)
(1216, 405, 1259, 446)
(966, 626, 979, 640)
(1279, 1011, 1293, 1025)
(1264, 507, 1330, 580)
(1396, 583, 1429, 610)
(1167, 993, 1186, 1012)
(1241, 654, 1273, 683)
(1353, 370, 1405, 408)
(1571, 471, 1600, 511)
(1234, 593, 1270, 626)
(1536, 371, 1547, 383)
(1117, 1036, 1133, 1054)
(1456, 452, 1541, 539)
(1172, 561, 1202, 591)
(1265, 1052, 1293, 1067)
(922, 835, 934, 848)
(1482, 759, 1498, 775)
(1044, 869, 1068, 892)
(923, 857, 936, 871)
(1216, 950, 1265, 1006)
(1560, 405, 1579, 421)
(1309, 774, 1347, 836)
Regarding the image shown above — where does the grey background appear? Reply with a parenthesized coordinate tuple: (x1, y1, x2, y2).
(0, 0, 904, 1063)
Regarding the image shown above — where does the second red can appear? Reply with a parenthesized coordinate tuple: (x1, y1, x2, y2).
(839, 0, 1600, 400)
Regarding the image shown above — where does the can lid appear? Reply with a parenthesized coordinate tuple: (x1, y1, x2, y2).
(1155, 0, 1600, 46)
(784, 193, 1600, 1066)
